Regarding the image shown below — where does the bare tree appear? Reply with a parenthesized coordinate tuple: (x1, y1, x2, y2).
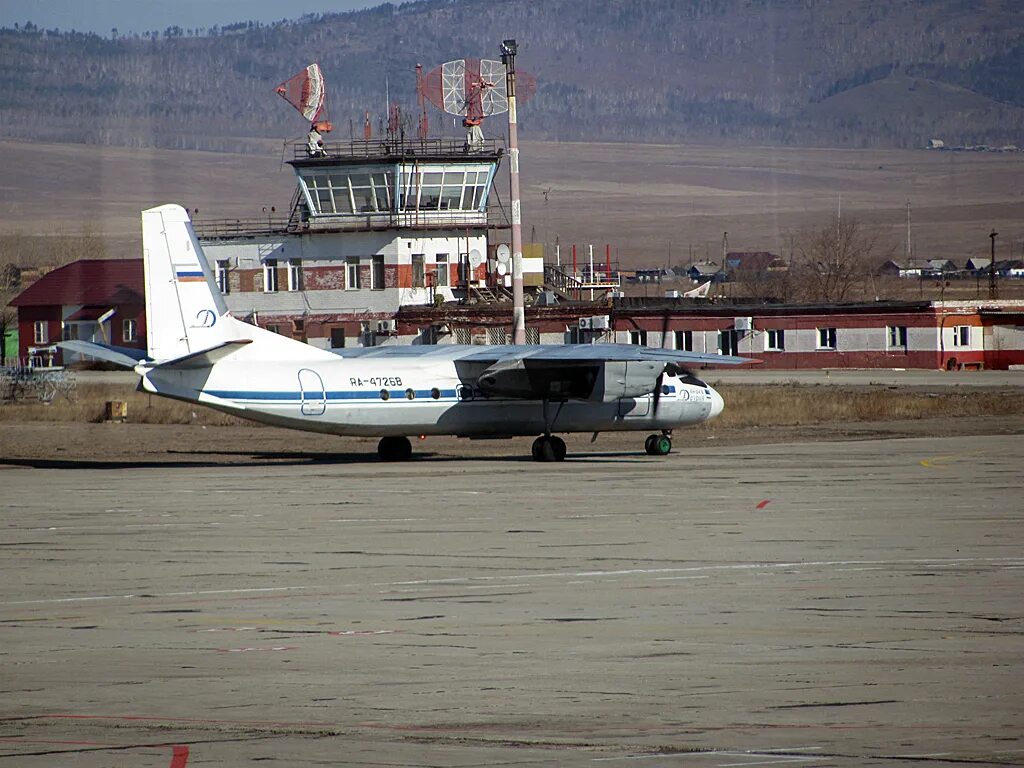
(791, 216, 893, 303)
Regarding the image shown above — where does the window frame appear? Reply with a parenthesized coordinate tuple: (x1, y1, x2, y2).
(287, 259, 302, 292)
(215, 259, 230, 294)
(674, 329, 693, 352)
(817, 327, 837, 350)
(33, 320, 49, 345)
(952, 325, 971, 347)
(371, 255, 385, 291)
(434, 253, 449, 288)
(263, 258, 279, 293)
(122, 318, 137, 343)
(629, 330, 648, 346)
(346, 257, 361, 290)
(411, 254, 425, 289)
(887, 325, 908, 350)
(765, 328, 785, 352)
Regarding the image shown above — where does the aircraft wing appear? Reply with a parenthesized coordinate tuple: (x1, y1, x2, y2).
(338, 344, 753, 401)
(337, 343, 752, 366)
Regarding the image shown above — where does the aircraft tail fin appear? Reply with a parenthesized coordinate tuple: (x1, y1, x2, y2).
(141, 204, 334, 365)
(143, 204, 232, 362)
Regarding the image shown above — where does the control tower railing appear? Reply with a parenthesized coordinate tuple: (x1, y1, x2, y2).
(291, 136, 505, 163)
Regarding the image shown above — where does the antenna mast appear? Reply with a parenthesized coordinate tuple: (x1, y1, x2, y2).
(502, 39, 526, 345)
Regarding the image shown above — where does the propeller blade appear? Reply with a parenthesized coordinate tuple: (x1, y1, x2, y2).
(652, 370, 664, 414)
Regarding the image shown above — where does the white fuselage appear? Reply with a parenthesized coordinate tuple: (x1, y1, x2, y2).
(141, 357, 724, 438)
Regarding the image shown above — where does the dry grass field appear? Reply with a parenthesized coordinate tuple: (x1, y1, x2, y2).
(1, 138, 1022, 267)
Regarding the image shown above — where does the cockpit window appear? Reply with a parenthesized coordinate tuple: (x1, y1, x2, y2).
(678, 373, 706, 387)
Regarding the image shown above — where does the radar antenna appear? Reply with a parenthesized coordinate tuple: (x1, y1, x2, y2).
(421, 58, 536, 147)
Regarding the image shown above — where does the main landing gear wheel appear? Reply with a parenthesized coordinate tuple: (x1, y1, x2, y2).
(644, 433, 672, 456)
(531, 435, 567, 462)
(377, 436, 412, 461)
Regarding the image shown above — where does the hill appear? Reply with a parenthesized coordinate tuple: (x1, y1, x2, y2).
(2, 0, 1024, 150)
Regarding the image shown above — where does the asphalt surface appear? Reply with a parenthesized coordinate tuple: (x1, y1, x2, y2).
(1, 434, 1022, 766)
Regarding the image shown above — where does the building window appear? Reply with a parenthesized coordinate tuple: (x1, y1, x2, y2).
(817, 327, 837, 350)
(215, 260, 230, 294)
(953, 325, 971, 347)
(330, 327, 346, 349)
(369, 255, 385, 291)
(412, 254, 425, 288)
(674, 330, 693, 351)
(765, 328, 785, 351)
(266, 323, 281, 335)
(629, 330, 647, 346)
(435, 254, 449, 287)
(33, 321, 49, 345)
(287, 259, 302, 292)
(719, 329, 739, 356)
(888, 325, 907, 350)
(346, 257, 361, 290)
(263, 259, 278, 293)
(123, 318, 137, 343)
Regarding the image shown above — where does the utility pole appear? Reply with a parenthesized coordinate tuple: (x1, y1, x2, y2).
(989, 230, 998, 300)
(501, 39, 526, 345)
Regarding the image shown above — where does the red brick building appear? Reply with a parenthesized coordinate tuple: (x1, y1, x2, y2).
(8, 259, 146, 367)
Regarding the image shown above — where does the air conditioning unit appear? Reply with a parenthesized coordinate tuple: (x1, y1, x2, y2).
(376, 319, 397, 334)
(590, 315, 610, 330)
(578, 317, 593, 330)
(734, 316, 753, 331)
(665, 290, 681, 299)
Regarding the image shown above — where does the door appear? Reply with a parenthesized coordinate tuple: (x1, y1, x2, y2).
(298, 368, 326, 416)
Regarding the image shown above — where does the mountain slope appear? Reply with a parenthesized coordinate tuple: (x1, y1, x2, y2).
(1, 0, 1023, 149)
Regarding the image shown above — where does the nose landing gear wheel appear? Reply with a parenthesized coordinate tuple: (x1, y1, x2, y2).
(531, 435, 566, 462)
(645, 433, 672, 456)
(378, 436, 413, 461)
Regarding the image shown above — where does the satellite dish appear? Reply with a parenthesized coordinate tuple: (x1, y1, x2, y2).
(497, 262, 508, 276)
(468, 249, 484, 269)
(496, 244, 511, 264)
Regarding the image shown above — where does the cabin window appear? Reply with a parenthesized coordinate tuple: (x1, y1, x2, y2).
(817, 327, 837, 350)
(263, 259, 278, 292)
(888, 325, 907, 350)
(287, 260, 302, 292)
(33, 321, 49, 345)
(952, 325, 971, 347)
(765, 328, 785, 351)
(346, 257, 361, 290)
(123, 319, 137, 343)
(675, 330, 693, 351)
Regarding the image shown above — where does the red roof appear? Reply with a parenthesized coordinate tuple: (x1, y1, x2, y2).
(10, 259, 143, 307)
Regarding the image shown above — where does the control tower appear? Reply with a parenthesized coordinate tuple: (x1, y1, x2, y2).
(196, 135, 510, 349)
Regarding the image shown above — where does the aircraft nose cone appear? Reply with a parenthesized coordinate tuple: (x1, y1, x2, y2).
(708, 387, 725, 420)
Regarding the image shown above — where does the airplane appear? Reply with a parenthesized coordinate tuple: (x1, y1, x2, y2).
(62, 204, 751, 461)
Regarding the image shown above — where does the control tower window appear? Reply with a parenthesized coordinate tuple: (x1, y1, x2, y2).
(419, 172, 443, 210)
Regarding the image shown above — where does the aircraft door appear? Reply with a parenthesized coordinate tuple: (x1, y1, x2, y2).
(298, 368, 327, 416)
